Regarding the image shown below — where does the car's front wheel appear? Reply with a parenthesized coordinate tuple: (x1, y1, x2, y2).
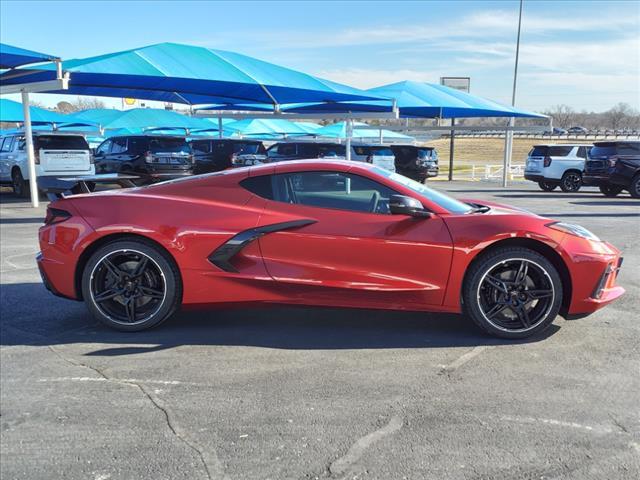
(599, 184, 624, 197)
(560, 171, 582, 192)
(538, 181, 557, 192)
(81, 239, 182, 331)
(11, 169, 29, 198)
(463, 247, 563, 339)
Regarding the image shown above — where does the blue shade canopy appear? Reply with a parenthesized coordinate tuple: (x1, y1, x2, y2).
(69, 108, 214, 132)
(314, 121, 414, 140)
(1, 43, 387, 106)
(223, 118, 311, 137)
(0, 98, 90, 125)
(199, 81, 545, 119)
(0, 43, 57, 69)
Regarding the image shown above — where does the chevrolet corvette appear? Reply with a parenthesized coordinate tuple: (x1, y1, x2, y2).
(37, 160, 624, 338)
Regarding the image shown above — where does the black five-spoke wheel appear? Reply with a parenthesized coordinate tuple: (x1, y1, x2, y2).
(82, 239, 181, 331)
(463, 247, 563, 339)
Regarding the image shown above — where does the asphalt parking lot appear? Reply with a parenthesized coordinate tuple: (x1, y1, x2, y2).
(1, 181, 639, 480)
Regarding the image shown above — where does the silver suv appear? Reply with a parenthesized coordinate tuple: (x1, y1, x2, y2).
(524, 144, 591, 192)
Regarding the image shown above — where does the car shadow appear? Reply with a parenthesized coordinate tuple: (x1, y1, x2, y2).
(571, 200, 640, 207)
(0, 282, 559, 354)
(0, 217, 44, 224)
(537, 212, 640, 218)
(494, 193, 628, 200)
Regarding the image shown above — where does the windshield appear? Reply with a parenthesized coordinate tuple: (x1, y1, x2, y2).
(372, 167, 473, 214)
(149, 137, 191, 154)
(234, 142, 266, 155)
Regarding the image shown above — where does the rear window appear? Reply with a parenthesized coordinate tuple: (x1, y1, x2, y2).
(530, 146, 574, 157)
(34, 135, 89, 150)
(233, 142, 266, 155)
(591, 143, 640, 157)
(191, 140, 211, 154)
(317, 144, 345, 157)
(148, 137, 191, 154)
(368, 147, 394, 156)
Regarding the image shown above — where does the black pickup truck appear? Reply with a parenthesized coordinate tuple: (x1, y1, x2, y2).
(583, 141, 640, 197)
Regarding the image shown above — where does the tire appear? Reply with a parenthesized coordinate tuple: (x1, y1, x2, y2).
(560, 171, 582, 192)
(462, 247, 563, 339)
(629, 175, 640, 199)
(538, 181, 557, 192)
(599, 184, 624, 197)
(11, 169, 29, 198)
(81, 239, 182, 331)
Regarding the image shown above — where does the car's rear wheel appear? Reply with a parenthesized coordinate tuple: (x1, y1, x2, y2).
(629, 175, 640, 199)
(599, 184, 624, 197)
(81, 239, 181, 331)
(538, 181, 557, 192)
(11, 169, 29, 198)
(463, 247, 562, 339)
(560, 171, 582, 192)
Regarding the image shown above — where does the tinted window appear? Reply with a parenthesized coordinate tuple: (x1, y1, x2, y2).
(149, 137, 190, 153)
(34, 135, 89, 150)
(618, 143, 640, 155)
(297, 144, 317, 157)
(111, 138, 128, 154)
(417, 148, 435, 159)
(96, 140, 112, 155)
(128, 138, 148, 155)
(529, 146, 574, 157)
(277, 144, 296, 156)
(233, 142, 266, 155)
(192, 140, 211, 155)
(240, 175, 273, 199)
(590, 144, 618, 157)
(577, 146, 588, 158)
(317, 144, 345, 157)
(275, 171, 396, 214)
(372, 167, 472, 214)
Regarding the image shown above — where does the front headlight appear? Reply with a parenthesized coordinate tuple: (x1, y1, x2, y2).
(547, 222, 600, 241)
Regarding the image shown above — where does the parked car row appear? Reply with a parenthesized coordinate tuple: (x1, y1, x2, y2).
(0, 132, 440, 196)
(524, 140, 639, 197)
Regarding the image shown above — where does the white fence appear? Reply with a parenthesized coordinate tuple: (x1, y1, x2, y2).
(436, 164, 526, 181)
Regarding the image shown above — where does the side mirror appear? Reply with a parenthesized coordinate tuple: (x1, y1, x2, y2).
(389, 194, 432, 218)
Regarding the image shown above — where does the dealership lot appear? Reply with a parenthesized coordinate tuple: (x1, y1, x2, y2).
(1, 183, 638, 480)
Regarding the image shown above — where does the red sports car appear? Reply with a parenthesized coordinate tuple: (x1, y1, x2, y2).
(37, 160, 624, 338)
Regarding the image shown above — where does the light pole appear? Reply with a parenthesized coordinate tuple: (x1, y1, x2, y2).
(502, 0, 524, 187)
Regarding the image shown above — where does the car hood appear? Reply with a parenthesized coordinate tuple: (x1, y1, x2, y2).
(460, 198, 541, 217)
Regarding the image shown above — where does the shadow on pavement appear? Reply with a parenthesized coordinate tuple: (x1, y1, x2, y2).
(0, 282, 559, 353)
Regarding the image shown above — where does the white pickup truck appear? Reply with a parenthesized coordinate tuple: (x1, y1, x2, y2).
(0, 132, 95, 197)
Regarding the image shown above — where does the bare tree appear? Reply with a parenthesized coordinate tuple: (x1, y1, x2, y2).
(544, 105, 576, 129)
(604, 102, 636, 130)
(55, 97, 106, 113)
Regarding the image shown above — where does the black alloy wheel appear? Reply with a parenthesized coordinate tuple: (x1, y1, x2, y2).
(599, 184, 624, 197)
(560, 171, 582, 192)
(82, 240, 181, 331)
(538, 181, 557, 192)
(463, 247, 562, 339)
(12, 170, 28, 198)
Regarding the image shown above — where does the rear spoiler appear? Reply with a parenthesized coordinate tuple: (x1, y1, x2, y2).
(38, 174, 141, 201)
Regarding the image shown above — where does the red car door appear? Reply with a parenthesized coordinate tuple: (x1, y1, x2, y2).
(256, 168, 454, 310)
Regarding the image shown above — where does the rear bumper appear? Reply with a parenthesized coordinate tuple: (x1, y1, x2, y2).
(582, 174, 609, 186)
(524, 173, 546, 182)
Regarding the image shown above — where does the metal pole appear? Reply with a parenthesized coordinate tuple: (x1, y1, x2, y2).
(379, 128, 383, 144)
(345, 118, 352, 161)
(218, 116, 223, 139)
(448, 118, 455, 181)
(21, 91, 39, 208)
(502, 0, 523, 187)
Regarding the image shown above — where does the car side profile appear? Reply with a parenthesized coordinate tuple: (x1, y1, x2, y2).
(0, 132, 94, 197)
(191, 138, 267, 173)
(584, 141, 640, 197)
(524, 144, 591, 192)
(94, 135, 194, 181)
(38, 160, 624, 339)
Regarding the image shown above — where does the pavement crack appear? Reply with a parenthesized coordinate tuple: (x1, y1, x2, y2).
(609, 413, 631, 434)
(439, 345, 490, 375)
(329, 415, 403, 478)
(47, 345, 226, 480)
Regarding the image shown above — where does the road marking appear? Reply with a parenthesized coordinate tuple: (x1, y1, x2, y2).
(3, 250, 38, 270)
(329, 416, 403, 477)
(440, 346, 489, 373)
(500, 415, 615, 434)
(38, 377, 209, 387)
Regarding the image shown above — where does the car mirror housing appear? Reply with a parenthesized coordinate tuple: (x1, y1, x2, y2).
(389, 194, 432, 218)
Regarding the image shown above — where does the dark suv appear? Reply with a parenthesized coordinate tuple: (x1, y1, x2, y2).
(584, 141, 640, 197)
(391, 145, 439, 182)
(94, 135, 193, 180)
(191, 139, 267, 174)
(266, 142, 346, 162)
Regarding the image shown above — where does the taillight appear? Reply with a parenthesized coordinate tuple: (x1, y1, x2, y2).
(144, 151, 153, 163)
(543, 156, 552, 167)
(44, 207, 71, 225)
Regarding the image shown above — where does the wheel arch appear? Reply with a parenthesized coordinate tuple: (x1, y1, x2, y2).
(74, 232, 183, 301)
(463, 237, 573, 317)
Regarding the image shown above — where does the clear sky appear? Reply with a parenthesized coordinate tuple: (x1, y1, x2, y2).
(1, 0, 638, 112)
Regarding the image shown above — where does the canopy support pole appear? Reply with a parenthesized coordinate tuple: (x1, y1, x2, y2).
(448, 118, 455, 181)
(21, 91, 39, 208)
(345, 118, 353, 161)
(503, 0, 523, 187)
(379, 128, 383, 144)
(218, 116, 223, 139)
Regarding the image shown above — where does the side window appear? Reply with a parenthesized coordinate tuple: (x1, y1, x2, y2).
(110, 138, 128, 154)
(128, 138, 147, 155)
(618, 143, 640, 155)
(297, 144, 316, 157)
(273, 171, 397, 214)
(240, 175, 274, 199)
(577, 146, 587, 158)
(17, 137, 26, 151)
(96, 140, 112, 155)
(277, 144, 297, 156)
(1, 137, 15, 152)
